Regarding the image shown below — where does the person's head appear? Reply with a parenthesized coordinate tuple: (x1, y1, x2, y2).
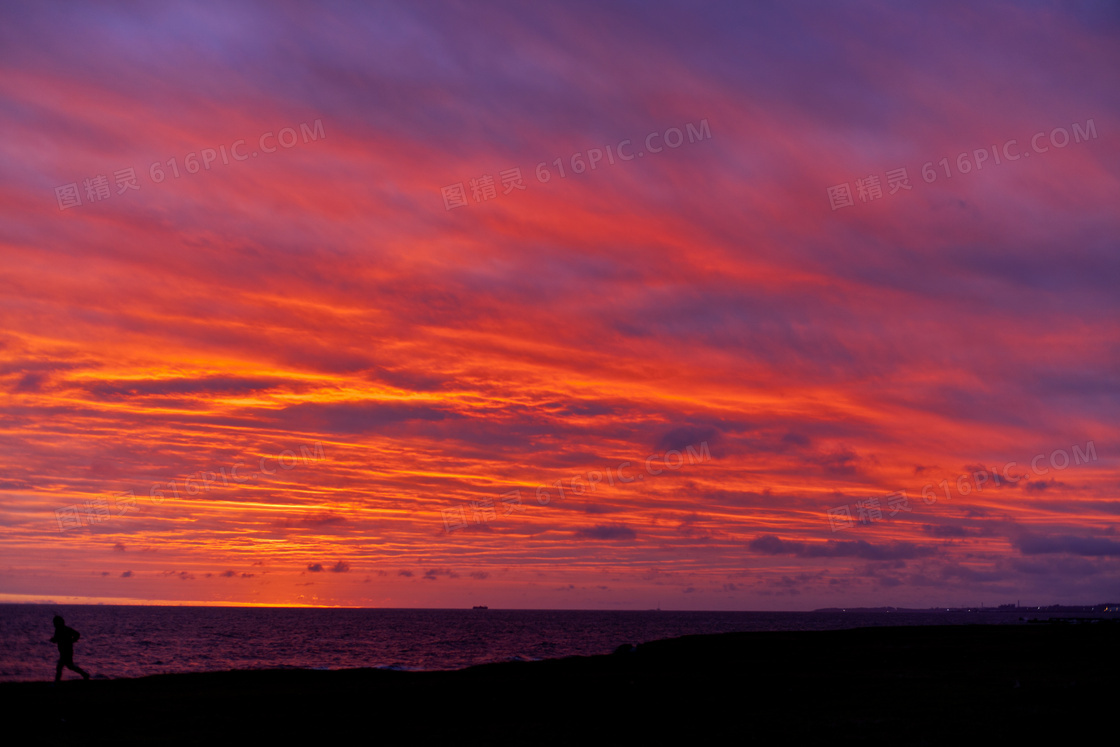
(53, 615, 64, 628)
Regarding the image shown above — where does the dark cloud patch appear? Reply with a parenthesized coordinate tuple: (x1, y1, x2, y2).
(395, 404, 582, 453)
(13, 372, 48, 392)
(767, 571, 827, 592)
(89, 461, 121, 478)
(277, 345, 374, 375)
(120, 570, 132, 578)
(307, 563, 324, 572)
(274, 513, 348, 530)
(542, 400, 621, 419)
(582, 504, 617, 514)
(1010, 556, 1100, 576)
(1030, 370, 1120, 398)
(1025, 479, 1066, 493)
(675, 512, 705, 532)
(781, 432, 810, 447)
(330, 561, 350, 573)
(1026, 500, 1120, 517)
(274, 400, 458, 435)
(575, 524, 637, 541)
(957, 465, 1020, 490)
(367, 366, 447, 393)
(219, 570, 236, 577)
(808, 448, 863, 477)
(451, 521, 494, 533)
(749, 534, 790, 555)
(398, 569, 413, 577)
(423, 568, 459, 580)
(112, 542, 126, 552)
(749, 534, 936, 560)
(934, 562, 1012, 584)
(2, 359, 88, 393)
(734, 430, 830, 458)
(922, 524, 973, 538)
(1014, 533, 1120, 557)
(702, 488, 783, 508)
(655, 426, 719, 454)
(469, 571, 489, 579)
(85, 376, 287, 399)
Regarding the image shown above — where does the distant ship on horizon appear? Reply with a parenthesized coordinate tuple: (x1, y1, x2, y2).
(472, 605, 488, 610)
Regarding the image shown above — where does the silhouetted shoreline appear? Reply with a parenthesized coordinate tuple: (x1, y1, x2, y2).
(7, 624, 1116, 744)
(9, 605, 1062, 682)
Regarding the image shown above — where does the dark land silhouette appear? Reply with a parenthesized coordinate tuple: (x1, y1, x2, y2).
(7, 622, 1117, 744)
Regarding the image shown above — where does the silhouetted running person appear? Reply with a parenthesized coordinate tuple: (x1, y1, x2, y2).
(51, 615, 90, 682)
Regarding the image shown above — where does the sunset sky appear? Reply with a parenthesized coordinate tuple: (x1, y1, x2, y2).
(1, 0, 1117, 610)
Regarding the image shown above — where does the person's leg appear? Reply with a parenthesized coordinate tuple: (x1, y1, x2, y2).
(55, 659, 63, 682)
(67, 661, 90, 679)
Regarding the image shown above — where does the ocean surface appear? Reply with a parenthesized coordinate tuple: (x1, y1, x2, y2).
(0, 605, 1034, 683)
